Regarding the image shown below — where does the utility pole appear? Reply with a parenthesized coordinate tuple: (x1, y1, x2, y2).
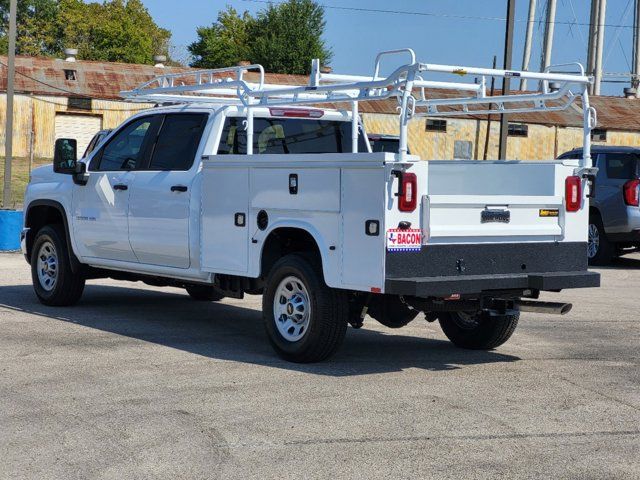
(587, 0, 599, 86)
(593, 0, 607, 95)
(541, 0, 557, 71)
(633, 0, 640, 94)
(520, 0, 537, 91)
(498, 0, 516, 160)
(3, 0, 17, 208)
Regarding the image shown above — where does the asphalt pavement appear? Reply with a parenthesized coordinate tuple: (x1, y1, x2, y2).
(0, 252, 638, 479)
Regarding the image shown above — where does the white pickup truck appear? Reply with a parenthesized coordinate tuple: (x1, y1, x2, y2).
(22, 50, 600, 362)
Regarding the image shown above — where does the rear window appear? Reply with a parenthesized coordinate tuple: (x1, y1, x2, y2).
(369, 137, 409, 154)
(605, 153, 640, 179)
(217, 117, 367, 155)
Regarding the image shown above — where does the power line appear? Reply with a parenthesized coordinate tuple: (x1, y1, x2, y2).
(240, 0, 638, 29)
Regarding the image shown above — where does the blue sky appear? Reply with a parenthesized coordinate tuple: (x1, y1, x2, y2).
(140, 0, 637, 96)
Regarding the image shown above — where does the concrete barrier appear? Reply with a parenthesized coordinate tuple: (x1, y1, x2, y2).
(0, 210, 23, 251)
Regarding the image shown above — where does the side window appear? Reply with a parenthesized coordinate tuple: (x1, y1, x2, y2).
(217, 117, 246, 154)
(148, 114, 208, 170)
(216, 117, 367, 154)
(605, 153, 639, 179)
(95, 117, 157, 171)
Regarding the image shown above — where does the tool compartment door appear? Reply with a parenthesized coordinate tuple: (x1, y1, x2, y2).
(200, 166, 250, 274)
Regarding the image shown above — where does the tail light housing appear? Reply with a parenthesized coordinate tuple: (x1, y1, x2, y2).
(623, 179, 640, 206)
(565, 175, 582, 212)
(398, 172, 418, 212)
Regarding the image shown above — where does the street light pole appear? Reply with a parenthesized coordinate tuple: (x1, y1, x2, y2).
(3, 0, 17, 208)
(498, 0, 516, 160)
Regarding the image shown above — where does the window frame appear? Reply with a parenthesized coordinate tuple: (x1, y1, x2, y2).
(90, 115, 162, 172)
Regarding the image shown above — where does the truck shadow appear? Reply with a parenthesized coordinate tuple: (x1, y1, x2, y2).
(0, 283, 520, 376)
(598, 255, 640, 270)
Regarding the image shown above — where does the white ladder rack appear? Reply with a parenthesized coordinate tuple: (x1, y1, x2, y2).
(121, 48, 595, 166)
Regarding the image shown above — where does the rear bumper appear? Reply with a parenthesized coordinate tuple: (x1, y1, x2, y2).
(385, 270, 600, 297)
(384, 241, 599, 297)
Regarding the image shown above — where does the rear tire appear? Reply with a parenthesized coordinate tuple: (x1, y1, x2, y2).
(31, 224, 85, 306)
(438, 311, 519, 350)
(588, 214, 614, 266)
(185, 285, 225, 302)
(263, 253, 348, 363)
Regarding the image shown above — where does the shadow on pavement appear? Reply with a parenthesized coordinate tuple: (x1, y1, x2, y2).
(597, 255, 640, 271)
(0, 283, 520, 376)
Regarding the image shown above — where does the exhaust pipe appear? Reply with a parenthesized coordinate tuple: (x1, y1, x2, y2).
(517, 300, 573, 315)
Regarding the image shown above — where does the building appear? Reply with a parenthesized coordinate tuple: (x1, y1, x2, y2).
(1, 54, 640, 161)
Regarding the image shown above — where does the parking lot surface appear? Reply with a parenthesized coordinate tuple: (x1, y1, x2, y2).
(1, 252, 639, 479)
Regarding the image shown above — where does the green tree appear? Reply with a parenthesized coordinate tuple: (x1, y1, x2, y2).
(0, 0, 60, 56)
(1, 0, 172, 64)
(188, 0, 331, 75)
(189, 6, 252, 69)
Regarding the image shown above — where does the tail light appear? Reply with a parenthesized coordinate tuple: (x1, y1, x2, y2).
(268, 108, 324, 118)
(398, 172, 418, 212)
(623, 179, 640, 206)
(565, 175, 582, 212)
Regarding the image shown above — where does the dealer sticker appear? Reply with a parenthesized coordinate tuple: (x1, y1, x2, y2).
(386, 228, 422, 252)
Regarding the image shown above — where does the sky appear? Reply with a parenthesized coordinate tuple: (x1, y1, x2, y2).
(139, 0, 637, 96)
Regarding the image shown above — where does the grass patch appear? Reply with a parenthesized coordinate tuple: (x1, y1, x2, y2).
(0, 157, 51, 209)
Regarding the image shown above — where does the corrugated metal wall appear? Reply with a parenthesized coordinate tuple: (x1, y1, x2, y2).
(0, 93, 151, 159)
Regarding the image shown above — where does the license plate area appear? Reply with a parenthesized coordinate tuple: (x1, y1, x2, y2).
(481, 208, 511, 224)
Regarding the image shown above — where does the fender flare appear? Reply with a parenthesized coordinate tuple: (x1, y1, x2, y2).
(25, 199, 81, 273)
(258, 220, 334, 282)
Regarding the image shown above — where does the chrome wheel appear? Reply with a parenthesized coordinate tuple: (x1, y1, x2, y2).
(36, 240, 58, 291)
(588, 223, 600, 259)
(273, 275, 311, 342)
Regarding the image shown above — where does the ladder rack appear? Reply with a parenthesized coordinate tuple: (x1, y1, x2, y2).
(121, 48, 595, 167)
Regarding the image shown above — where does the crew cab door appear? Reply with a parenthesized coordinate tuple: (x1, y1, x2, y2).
(72, 116, 159, 262)
(128, 113, 208, 269)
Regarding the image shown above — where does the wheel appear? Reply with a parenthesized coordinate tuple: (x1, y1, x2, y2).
(185, 285, 225, 301)
(31, 224, 85, 306)
(438, 310, 519, 350)
(262, 254, 348, 363)
(368, 295, 419, 328)
(588, 214, 614, 266)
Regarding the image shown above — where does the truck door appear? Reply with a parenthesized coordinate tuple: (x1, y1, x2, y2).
(128, 113, 208, 269)
(72, 116, 159, 263)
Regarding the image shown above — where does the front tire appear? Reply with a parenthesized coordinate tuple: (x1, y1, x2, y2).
(31, 224, 85, 306)
(438, 311, 519, 350)
(262, 254, 348, 363)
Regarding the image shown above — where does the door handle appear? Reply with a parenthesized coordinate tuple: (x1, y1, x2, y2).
(113, 184, 128, 191)
(171, 185, 188, 192)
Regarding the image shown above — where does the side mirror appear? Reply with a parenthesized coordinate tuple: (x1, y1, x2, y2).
(53, 138, 78, 174)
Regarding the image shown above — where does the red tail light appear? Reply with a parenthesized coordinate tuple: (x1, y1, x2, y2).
(268, 108, 324, 118)
(399, 172, 418, 212)
(623, 179, 640, 206)
(565, 175, 582, 212)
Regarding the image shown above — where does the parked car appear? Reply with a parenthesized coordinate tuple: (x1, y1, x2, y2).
(82, 129, 112, 158)
(558, 146, 640, 265)
(20, 51, 599, 362)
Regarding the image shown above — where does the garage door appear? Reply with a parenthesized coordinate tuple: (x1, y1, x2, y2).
(55, 114, 103, 158)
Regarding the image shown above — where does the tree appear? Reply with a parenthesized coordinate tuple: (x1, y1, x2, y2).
(0, 0, 60, 56)
(188, 0, 332, 75)
(0, 0, 171, 64)
(189, 6, 252, 69)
